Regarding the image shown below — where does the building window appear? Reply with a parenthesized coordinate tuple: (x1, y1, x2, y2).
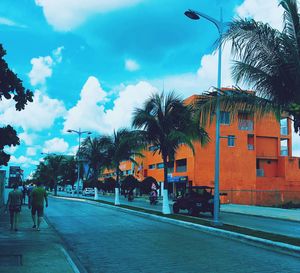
(149, 164, 156, 170)
(247, 134, 254, 150)
(238, 112, 253, 130)
(280, 139, 288, 156)
(156, 163, 164, 169)
(176, 159, 187, 172)
(298, 159, 300, 169)
(280, 118, 288, 136)
(228, 135, 235, 147)
(220, 111, 230, 125)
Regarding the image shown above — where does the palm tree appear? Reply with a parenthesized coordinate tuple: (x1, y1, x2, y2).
(79, 136, 109, 187)
(100, 129, 145, 205)
(43, 155, 65, 196)
(199, 0, 300, 131)
(132, 91, 209, 214)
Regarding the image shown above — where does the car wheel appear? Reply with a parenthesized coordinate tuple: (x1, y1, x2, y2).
(173, 203, 179, 214)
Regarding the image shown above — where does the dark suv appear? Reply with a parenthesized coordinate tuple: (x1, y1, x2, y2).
(172, 186, 215, 217)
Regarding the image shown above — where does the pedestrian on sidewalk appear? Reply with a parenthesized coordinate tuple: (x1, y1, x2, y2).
(29, 181, 48, 231)
(5, 183, 23, 231)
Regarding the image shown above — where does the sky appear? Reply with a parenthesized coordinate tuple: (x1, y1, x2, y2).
(1, 0, 299, 179)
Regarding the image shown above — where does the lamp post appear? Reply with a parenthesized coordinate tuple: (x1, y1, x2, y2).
(185, 7, 224, 225)
(67, 129, 92, 197)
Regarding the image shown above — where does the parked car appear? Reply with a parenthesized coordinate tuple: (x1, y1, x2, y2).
(172, 186, 217, 217)
(65, 185, 73, 194)
(82, 188, 95, 196)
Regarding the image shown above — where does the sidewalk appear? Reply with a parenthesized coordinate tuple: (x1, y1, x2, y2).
(221, 204, 300, 222)
(0, 205, 77, 273)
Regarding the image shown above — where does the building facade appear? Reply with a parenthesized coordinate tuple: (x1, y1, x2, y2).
(102, 94, 300, 206)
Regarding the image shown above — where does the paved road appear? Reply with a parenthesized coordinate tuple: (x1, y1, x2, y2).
(59, 192, 300, 239)
(46, 197, 300, 273)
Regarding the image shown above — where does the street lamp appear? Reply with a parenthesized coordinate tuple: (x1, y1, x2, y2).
(185, 7, 225, 225)
(67, 129, 92, 197)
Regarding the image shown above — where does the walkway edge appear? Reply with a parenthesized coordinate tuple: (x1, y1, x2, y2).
(51, 196, 300, 257)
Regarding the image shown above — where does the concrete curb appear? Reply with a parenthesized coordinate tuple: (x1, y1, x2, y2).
(51, 196, 300, 258)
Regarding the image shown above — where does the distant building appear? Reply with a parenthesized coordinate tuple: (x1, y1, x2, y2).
(8, 166, 23, 187)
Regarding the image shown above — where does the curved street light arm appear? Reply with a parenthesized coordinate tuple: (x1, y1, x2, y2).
(189, 9, 223, 34)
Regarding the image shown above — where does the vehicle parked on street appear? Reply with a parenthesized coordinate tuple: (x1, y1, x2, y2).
(65, 185, 73, 194)
(172, 186, 217, 217)
(82, 187, 95, 196)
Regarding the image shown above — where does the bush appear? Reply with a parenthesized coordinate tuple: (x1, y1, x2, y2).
(139, 176, 159, 194)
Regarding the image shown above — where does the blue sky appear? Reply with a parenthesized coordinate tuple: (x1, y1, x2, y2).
(1, 0, 298, 179)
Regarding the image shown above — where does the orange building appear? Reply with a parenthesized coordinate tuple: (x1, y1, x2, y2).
(102, 94, 300, 206)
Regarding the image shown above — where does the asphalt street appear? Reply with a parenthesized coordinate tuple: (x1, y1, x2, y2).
(60, 192, 300, 239)
(46, 197, 300, 273)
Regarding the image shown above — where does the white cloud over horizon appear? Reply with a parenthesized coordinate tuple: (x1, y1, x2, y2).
(63, 76, 158, 134)
(0, 90, 66, 131)
(42, 137, 69, 153)
(35, 0, 142, 31)
(10, 155, 39, 169)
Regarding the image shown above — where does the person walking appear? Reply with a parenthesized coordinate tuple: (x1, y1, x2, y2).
(5, 184, 23, 231)
(29, 181, 48, 231)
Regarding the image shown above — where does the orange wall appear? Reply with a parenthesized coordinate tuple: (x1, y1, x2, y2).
(100, 94, 300, 205)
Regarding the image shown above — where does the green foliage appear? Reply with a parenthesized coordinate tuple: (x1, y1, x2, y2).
(33, 155, 76, 194)
(121, 175, 139, 191)
(211, 0, 300, 133)
(99, 129, 145, 187)
(139, 176, 158, 194)
(79, 136, 110, 182)
(132, 91, 209, 189)
(103, 177, 116, 192)
(0, 44, 33, 166)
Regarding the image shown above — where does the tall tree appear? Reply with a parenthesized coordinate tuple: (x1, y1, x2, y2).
(0, 44, 33, 166)
(132, 91, 209, 214)
(79, 136, 109, 186)
(199, 0, 300, 131)
(100, 129, 144, 205)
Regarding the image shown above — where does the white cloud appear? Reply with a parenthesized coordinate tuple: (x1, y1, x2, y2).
(26, 147, 37, 156)
(63, 77, 158, 134)
(4, 145, 18, 154)
(28, 46, 64, 87)
(29, 56, 53, 86)
(43, 137, 69, 153)
(18, 132, 37, 146)
(104, 81, 158, 131)
(125, 59, 140, 71)
(63, 76, 108, 133)
(35, 0, 142, 31)
(10, 155, 39, 169)
(0, 90, 66, 131)
(0, 17, 26, 28)
(236, 0, 283, 30)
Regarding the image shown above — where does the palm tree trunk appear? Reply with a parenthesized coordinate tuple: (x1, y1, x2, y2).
(54, 179, 57, 196)
(114, 166, 121, 206)
(162, 155, 171, 214)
